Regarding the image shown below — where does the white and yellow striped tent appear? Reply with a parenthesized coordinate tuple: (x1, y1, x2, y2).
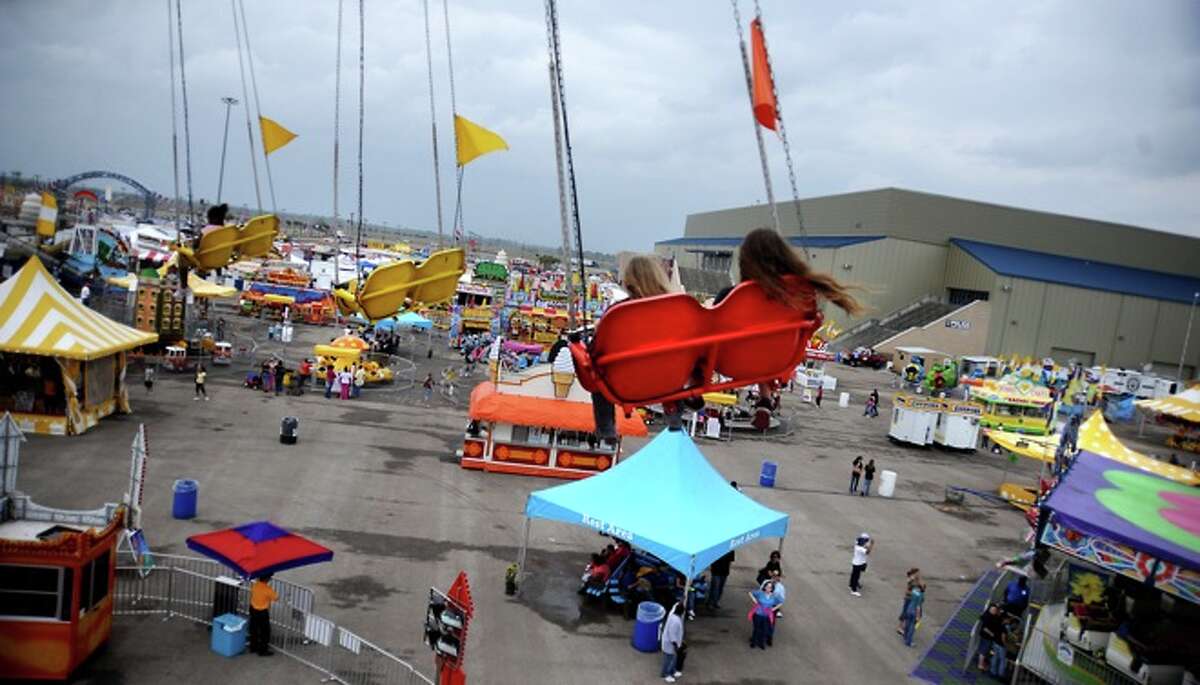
(986, 411, 1198, 485)
(0, 256, 157, 360)
(1137, 385, 1200, 425)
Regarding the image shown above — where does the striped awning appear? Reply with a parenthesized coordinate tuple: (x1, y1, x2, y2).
(1137, 386, 1200, 424)
(0, 256, 158, 360)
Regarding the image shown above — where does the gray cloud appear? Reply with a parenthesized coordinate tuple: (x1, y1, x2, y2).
(1, 0, 1197, 252)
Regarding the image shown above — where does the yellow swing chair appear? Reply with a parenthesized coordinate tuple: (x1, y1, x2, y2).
(333, 247, 465, 321)
(175, 214, 280, 272)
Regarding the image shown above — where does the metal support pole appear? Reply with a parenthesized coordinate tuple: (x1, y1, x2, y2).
(1179, 291, 1198, 381)
(217, 97, 238, 202)
(515, 516, 532, 596)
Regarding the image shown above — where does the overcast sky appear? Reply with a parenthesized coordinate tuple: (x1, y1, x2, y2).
(2, 1, 1198, 252)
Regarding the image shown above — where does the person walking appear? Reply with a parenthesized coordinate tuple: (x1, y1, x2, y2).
(248, 574, 278, 656)
(143, 364, 155, 394)
(660, 602, 685, 682)
(850, 457, 864, 494)
(79, 280, 92, 307)
(422, 373, 434, 405)
(273, 361, 285, 396)
(338, 368, 353, 401)
(262, 361, 275, 394)
(706, 549, 734, 610)
(765, 570, 786, 645)
(901, 582, 926, 647)
(324, 366, 336, 399)
(815, 384, 823, 407)
(193, 365, 208, 401)
(353, 364, 366, 398)
(748, 581, 779, 649)
(976, 603, 1008, 677)
(849, 533, 873, 596)
(897, 568, 922, 634)
(861, 459, 877, 496)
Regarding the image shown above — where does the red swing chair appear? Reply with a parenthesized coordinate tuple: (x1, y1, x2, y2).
(569, 278, 822, 409)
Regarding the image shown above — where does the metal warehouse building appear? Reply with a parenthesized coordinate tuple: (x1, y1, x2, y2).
(655, 188, 1200, 378)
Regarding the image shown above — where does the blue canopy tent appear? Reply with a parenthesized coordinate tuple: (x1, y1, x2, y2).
(519, 430, 789, 585)
(395, 311, 433, 331)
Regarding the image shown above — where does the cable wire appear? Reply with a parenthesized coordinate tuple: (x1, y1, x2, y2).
(174, 0, 194, 227)
(422, 0, 446, 248)
(165, 0, 181, 232)
(238, 0, 277, 213)
(730, 0, 781, 237)
(232, 0, 263, 211)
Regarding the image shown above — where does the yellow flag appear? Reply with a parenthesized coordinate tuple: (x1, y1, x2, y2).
(36, 192, 58, 238)
(259, 116, 297, 155)
(455, 114, 508, 166)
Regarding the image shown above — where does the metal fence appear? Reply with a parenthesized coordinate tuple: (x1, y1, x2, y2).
(114, 551, 433, 685)
(1013, 619, 1141, 685)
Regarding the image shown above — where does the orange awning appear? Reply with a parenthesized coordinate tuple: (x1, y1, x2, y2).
(469, 382, 648, 437)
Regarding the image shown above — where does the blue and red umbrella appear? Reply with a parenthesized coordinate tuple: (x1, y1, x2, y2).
(186, 521, 333, 579)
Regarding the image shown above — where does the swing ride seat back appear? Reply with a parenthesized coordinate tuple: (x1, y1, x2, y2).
(350, 248, 466, 321)
(571, 279, 821, 407)
(175, 214, 279, 271)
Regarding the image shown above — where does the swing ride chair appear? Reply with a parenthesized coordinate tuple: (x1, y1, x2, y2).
(335, 247, 466, 321)
(570, 279, 822, 409)
(175, 214, 280, 272)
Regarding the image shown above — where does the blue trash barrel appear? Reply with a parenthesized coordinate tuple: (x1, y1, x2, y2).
(172, 479, 198, 519)
(234, 277, 244, 291)
(631, 601, 665, 653)
(759, 460, 778, 488)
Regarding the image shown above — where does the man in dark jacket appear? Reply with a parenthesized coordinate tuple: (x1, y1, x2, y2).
(706, 549, 734, 609)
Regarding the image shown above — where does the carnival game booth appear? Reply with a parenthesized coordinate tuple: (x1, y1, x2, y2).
(0, 257, 157, 435)
(970, 376, 1056, 436)
(517, 430, 789, 597)
(1137, 384, 1200, 455)
(312, 335, 394, 385)
(461, 367, 647, 480)
(0, 415, 123, 680)
(1013, 449, 1200, 684)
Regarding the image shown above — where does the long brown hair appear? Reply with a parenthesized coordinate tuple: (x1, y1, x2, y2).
(738, 228, 862, 315)
(621, 255, 671, 300)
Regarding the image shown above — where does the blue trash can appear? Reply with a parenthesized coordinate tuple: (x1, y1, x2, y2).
(211, 613, 247, 657)
(631, 601, 665, 653)
(759, 460, 778, 488)
(172, 479, 198, 519)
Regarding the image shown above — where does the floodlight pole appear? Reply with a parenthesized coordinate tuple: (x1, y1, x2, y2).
(1179, 291, 1198, 381)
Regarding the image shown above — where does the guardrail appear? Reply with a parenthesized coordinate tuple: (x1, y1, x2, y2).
(114, 550, 433, 685)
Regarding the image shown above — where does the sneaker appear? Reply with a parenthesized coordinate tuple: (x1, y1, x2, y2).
(204, 396, 210, 401)
(193, 396, 199, 400)
(664, 677, 676, 683)
(851, 591, 862, 597)
(687, 610, 695, 621)
(673, 671, 683, 678)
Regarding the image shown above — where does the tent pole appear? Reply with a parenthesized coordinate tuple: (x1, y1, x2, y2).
(516, 516, 532, 597)
(777, 538, 784, 553)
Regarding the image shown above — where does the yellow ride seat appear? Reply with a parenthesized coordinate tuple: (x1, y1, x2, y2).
(352, 248, 466, 321)
(177, 225, 239, 271)
(235, 215, 279, 258)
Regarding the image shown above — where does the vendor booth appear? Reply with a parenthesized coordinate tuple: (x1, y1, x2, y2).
(970, 376, 1056, 435)
(1012, 449, 1200, 684)
(0, 257, 157, 435)
(518, 430, 789, 583)
(460, 366, 647, 480)
(0, 414, 124, 679)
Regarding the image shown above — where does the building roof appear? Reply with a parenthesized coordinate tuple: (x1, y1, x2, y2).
(951, 239, 1200, 305)
(655, 235, 885, 249)
(0, 256, 158, 360)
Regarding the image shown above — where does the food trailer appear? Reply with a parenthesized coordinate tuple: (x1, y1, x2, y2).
(970, 377, 1056, 435)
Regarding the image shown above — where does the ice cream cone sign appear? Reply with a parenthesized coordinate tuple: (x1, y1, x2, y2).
(551, 346, 576, 399)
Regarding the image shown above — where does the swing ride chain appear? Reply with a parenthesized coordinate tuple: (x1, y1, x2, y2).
(730, 0, 782, 238)
(355, 0, 365, 288)
(333, 0, 343, 234)
(443, 0, 464, 244)
(232, 0, 263, 213)
(752, 0, 809, 250)
(174, 0, 195, 229)
(545, 0, 588, 315)
(422, 0, 446, 247)
(165, 0, 182, 233)
(542, 0, 576, 327)
(239, 0, 278, 214)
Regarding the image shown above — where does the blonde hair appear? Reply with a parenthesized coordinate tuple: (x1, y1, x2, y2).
(621, 255, 671, 300)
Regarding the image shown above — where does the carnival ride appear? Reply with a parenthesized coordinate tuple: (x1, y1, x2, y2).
(332, 248, 466, 322)
(312, 335, 394, 384)
(970, 376, 1057, 435)
(174, 214, 279, 272)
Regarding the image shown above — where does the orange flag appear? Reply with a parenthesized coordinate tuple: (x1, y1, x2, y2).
(751, 19, 777, 131)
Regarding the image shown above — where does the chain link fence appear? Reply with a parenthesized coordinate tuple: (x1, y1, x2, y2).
(114, 550, 433, 685)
